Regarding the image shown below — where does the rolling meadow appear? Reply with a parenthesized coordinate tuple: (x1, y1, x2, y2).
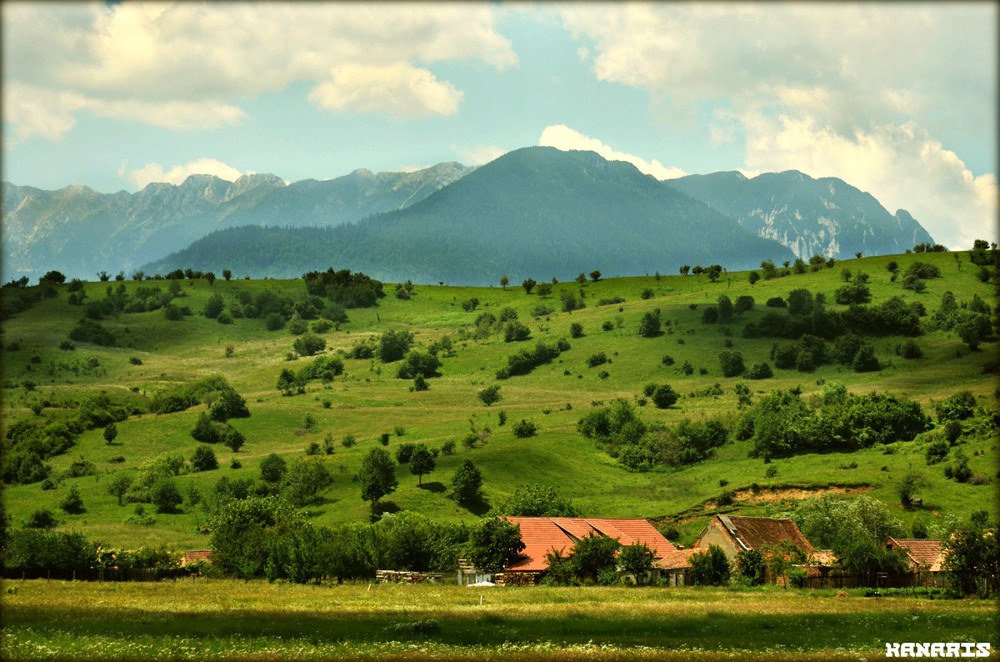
(1, 249, 997, 660)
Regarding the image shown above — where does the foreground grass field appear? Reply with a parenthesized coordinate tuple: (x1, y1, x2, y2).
(1, 579, 996, 661)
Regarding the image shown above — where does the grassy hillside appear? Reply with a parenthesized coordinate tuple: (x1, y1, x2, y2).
(2, 251, 996, 550)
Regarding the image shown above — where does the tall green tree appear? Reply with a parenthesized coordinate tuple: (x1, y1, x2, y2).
(451, 459, 483, 506)
(467, 517, 524, 575)
(408, 445, 436, 486)
(358, 448, 397, 520)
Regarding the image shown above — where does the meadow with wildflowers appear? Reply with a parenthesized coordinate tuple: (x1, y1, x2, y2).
(2, 580, 996, 661)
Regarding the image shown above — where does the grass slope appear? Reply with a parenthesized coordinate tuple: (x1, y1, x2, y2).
(1, 251, 996, 550)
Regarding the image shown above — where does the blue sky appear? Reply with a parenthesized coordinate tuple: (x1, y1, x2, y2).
(2, 2, 996, 249)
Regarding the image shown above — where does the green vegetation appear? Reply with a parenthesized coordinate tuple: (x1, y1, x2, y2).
(0, 248, 996, 558)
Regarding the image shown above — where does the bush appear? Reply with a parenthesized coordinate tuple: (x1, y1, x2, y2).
(378, 330, 414, 363)
(569, 322, 584, 338)
(650, 384, 679, 409)
(150, 479, 182, 514)
(396, 350, 441, 379)
(718, 350, 745, 377)
(60, 485, 85, 514)
(638, 310, 662, 337)
(260, 453, 288, 483)
(512, 419, 537, 438)
(191, 446, 219, 472)
(935, 391, 977, 422)
(478, 384, 502, 407)
(293, 333, 326, 357)
(746, 362, 773, 379)
(27, 509, 58, 529)
(586, 352, 609, 368)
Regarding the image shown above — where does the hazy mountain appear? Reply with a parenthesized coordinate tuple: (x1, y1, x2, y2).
(1, 163, 471, 281)
(665, 170, 935, 260)
(4, 148, 936, 285)
(142, 147, 796, 284)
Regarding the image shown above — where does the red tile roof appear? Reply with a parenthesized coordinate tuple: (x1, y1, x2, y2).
(181, 550, 212, 565)
(656, 548, 697, 570)
(503, 517, 677, 573)
(886, 538, 945, 571)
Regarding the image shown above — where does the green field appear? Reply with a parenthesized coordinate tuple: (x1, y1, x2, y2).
(1, 250, 997, 549)
(2, 579, 997, 661)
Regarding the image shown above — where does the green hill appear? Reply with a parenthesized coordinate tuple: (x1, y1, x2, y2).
(1, 249, 996, 550)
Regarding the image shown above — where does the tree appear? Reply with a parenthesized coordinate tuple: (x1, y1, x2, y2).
(108, 474, 134, 506)
(943, 512, 998, 597)
(378, 329, 414, 363)
(589, 270, 602, 282)
(571, 533, 621, 583)
(690, 544, 731, 586)
(409, 445, 436, 485)
(209, 495, 298, 579)
(896, 469, 928, 508)
(203, 293, 225, 319)
(679, 265, 690, 276)
(451, 459, 483, 506)
(191, 445, 219, 472)
(494, 485, 579, 517)
(220, 425, 246, 453)
(619, 542, 655, 584)
(467, 517, 525, 575)
(283, 460, 333, 507)
(396, 350, 441, 379)
(718, 350, 746, 377)
(521, 278, 537, 294)
(954, 311, 991, 350)
(638, 310, 662, 337)
(735, 549, 766, 585)
(260, 453, 288, 483)
(103, 422, 118, 445)
(223, 269, 233, 282)
(748, 271, 761, 287)
(500, 275, 509, 290)
(150, 479, 183, 514)
(358, 448, 397, 520)
(478, 384, 503, 406)
(60, 485, 85, 514)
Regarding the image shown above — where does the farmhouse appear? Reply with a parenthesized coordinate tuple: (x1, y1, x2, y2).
(458, 517, 677, 585)
(886, 537, 949, 587)
(693, 514, 814, 560)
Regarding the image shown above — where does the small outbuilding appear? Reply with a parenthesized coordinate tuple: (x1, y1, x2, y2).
(693, 514, 814, 561)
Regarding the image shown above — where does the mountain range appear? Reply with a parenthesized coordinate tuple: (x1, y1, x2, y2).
(2, 147, 934, 285)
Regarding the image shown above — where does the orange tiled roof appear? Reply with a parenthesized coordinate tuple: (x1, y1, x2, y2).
(886, 538, 946, 571)
(503, 517, 676, 573)
(656, 548, 697, 571)
(181, 550, 212, 565)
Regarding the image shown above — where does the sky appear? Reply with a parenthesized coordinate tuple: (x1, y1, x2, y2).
(2, 2, 996, 250)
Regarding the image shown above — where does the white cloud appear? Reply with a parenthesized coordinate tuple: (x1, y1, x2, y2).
(3, 2, 516, 137)
(741, 114, 996, 250)
(539, 125, 686, 180)
(123, 158, 249, 189)
(559, 3, 997, 250)
(309, 63, 462, 119)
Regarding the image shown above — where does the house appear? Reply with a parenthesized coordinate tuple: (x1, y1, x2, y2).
(886, 538, 948, 587)
(693, 515, 814, 561)
(656, 548, 699, 587)
(468, 517, 678, 585)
